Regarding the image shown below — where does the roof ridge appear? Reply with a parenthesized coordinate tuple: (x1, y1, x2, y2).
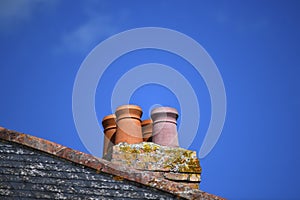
(0, 127, 225, 200)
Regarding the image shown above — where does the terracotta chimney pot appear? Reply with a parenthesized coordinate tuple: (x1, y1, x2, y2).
(151, 106, 179, 147)
(102, 114, 117, 156)
(141, 119, 153, 142)
(115, 104, 143, 144)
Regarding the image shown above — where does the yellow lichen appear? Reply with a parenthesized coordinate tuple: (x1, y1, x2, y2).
(115, 142, 201, 173)
(113, 175, 124, 181)
(142, 142, 160, 152)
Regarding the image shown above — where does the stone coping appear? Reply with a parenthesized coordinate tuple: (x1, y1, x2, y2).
(0, 127, 225, 200)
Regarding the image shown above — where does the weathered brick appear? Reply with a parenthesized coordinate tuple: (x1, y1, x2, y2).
(189, 174, 201, 182)
(147, 162, 171, 171)
(134, 160, 148, 170)
(136, 153, 160, 163)
(164, 172, 189, 181)
(180, 182, 199, 189)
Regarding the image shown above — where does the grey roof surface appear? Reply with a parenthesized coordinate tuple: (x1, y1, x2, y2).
(0, 139, 180, 200)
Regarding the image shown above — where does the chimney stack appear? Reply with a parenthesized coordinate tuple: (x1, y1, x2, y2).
(102, 105, 201, 189)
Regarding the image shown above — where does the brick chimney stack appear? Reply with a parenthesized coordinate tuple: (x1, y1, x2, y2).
(102, 105, 201, 189)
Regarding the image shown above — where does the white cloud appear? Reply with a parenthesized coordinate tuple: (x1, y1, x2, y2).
(58, 2, 129, 54)
(212, 7, 269, 33)
(0, 0, 57, 31)
(60, 14, 119, 54)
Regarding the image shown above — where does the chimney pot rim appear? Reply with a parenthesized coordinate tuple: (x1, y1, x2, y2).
(151, 107, 178, 116)
(102, 114, 116, 122)
(141, 119, 153, 126)
(115, 104, 142, 112)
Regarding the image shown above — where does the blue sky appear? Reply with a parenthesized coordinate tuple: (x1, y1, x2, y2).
(1, 1, 300, 199)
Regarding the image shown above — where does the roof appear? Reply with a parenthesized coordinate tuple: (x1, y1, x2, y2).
(0, 127, 225, 200)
